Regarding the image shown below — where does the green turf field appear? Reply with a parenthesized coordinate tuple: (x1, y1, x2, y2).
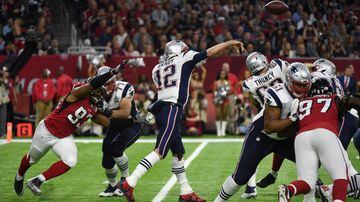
(0, 136, 359, 201)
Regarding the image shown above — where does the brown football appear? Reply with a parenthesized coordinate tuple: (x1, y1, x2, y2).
(264, 1, 289, 15)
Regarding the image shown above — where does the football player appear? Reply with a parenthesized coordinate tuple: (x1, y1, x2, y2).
(215, 62, 311, 201)
(13, 61, 127, 196)
(241, 52, 288, 198)
(119, 39, 245, 202)
(97, 66, 145, 197)
(278, 75, 360, 202)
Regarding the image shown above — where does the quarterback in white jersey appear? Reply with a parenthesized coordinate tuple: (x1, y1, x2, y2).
(96, 67, 144, 197)
(120, 40, 245, 202)
(242, 52, 288, 107)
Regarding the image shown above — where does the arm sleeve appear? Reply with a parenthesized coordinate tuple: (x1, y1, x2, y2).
(122, 84, 135, 99)
(184, 50, 208, 68)
(264, 88, 283, 108)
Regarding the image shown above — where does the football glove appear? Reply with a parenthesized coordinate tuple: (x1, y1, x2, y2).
(289, 98, 299, 122)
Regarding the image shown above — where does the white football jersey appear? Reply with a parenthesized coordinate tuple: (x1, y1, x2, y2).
(152, 50, 207, 106)
(242, 58, 287, 106)
(107, 80, 136, 118)
(252, 83, 295, 140)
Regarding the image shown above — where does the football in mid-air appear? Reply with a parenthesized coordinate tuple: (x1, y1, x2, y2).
(264, 0, 289, 15)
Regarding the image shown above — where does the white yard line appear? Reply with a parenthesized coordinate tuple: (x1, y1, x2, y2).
(152, 142, 208, 202)
(0, 140, 9, 145)
(8, 138, 244, 144)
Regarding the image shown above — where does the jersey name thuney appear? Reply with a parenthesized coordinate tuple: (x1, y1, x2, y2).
(254, 71, 275, 86)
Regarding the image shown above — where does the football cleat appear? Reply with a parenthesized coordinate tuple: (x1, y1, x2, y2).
(99, 184, 122, 197)
(257, 173, 276, 188)
(278, 185, 291, 202)
(241, 185, 257, 199)
(14, 176, 24, 196)
(314, 179, 324, 198)
(348, 190, 360, 199)
(119, 180, 135, 202)
(179, 192, 206, 202)
(318, 185, 332, 202)
(26, 177, 42, 196)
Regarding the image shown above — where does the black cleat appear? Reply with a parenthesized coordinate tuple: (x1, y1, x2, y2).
(99, 184, 122, 197)
(315, 178, 324, 198)
(26, 177, 42, 196)
(14, 176, 24, 196)
(257, 173, 276, 188)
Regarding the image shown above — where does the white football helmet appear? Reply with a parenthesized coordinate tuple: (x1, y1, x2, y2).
(164, 40, 189, 59)
(313, 58, 336, 75)
(286, 62, 311, 98)
(245, 52, 269, 75)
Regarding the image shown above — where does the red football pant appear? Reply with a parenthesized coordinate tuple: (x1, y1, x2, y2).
(18, 154, 31, 176)
(272, 153, 285, 172)
(42, 161, 71, 181)
(333, 179, 348, 201)
(287, 180, 311, 196)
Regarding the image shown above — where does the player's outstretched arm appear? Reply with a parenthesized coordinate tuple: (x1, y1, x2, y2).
(206, 40, 245, 57)
(67, 60, 127, 102)
(92, 113, 110, 127)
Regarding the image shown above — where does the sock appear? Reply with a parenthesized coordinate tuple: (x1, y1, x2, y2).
(303, 188, 316, 202)
(348, 174, 360, 192)
(216, 121, 221, 136)
(41, 161, 71, 181)
(215, 176, 242, 201)
(272, 153, 284, 173)
(287, 180, 311, 196)
(333, 179, 348, 201)
(247, 169, 257, 187)
(17, 154, 31, 179)
(105, 165, 118, 187)
(127, 151, 160, 187)
(114, 153, 129, 178)
(221, 121, 227, 136)
(270, 170, 278, 178)
(172, 156, 193, 195)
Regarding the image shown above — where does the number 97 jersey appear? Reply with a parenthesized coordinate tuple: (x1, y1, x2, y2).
(298, 95, 339, 135)
(242, 58, 287, 106)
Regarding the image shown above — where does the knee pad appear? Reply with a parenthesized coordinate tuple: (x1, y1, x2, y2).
(29, 147, 43, 165)
(102, 153, 115, 169)
(62, 155, 77, 168)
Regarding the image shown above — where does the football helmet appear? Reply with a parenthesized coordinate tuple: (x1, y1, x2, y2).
(309, 72, 333, 97)
(313, 58, 336, 75)
(245, 52, 269, 75)
(97, 66, 116, 97)
(286, 62, 311, 98)
(164, 40, 189, 59)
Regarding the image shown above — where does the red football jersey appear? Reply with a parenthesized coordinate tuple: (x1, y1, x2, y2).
(298, 95, 339, 135)
(44, 96, 97, 138)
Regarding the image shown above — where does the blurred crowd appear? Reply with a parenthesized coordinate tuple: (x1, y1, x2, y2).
(76, 0, 359, 58)
(1, 0, 359, 58)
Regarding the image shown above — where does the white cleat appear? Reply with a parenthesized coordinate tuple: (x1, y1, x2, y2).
(26, 177, 42, 196)
(278, 185, 291, 202)
(318, 185, 332, 202)
(99, 184, 123, 197)
(241, 186, 257, 199)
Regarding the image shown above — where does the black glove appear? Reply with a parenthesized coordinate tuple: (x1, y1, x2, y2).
(112, 60, 128, 74)
(97, 105, 113, 117)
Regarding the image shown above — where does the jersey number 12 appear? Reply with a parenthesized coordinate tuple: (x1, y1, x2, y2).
(154, 65, 177, 90)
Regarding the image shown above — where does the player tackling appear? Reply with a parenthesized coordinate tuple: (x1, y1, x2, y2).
(119, 39, 245, 202)
(278, 74, 360, 202)
(13, 61, 127, 196)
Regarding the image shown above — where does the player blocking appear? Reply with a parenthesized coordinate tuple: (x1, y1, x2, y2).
(13, 61, 128, 196)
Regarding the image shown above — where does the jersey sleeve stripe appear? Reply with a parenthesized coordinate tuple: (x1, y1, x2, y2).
(273, 58, 283, 70)
(121, 84, 131, 98)
(188, 51, 207, 68)
(242, 81, 250, 90)
(268, 88, 283, 108)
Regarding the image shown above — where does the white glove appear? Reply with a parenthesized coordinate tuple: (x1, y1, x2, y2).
(289, 98, 299, 122)
(145, 112, 156, 125)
